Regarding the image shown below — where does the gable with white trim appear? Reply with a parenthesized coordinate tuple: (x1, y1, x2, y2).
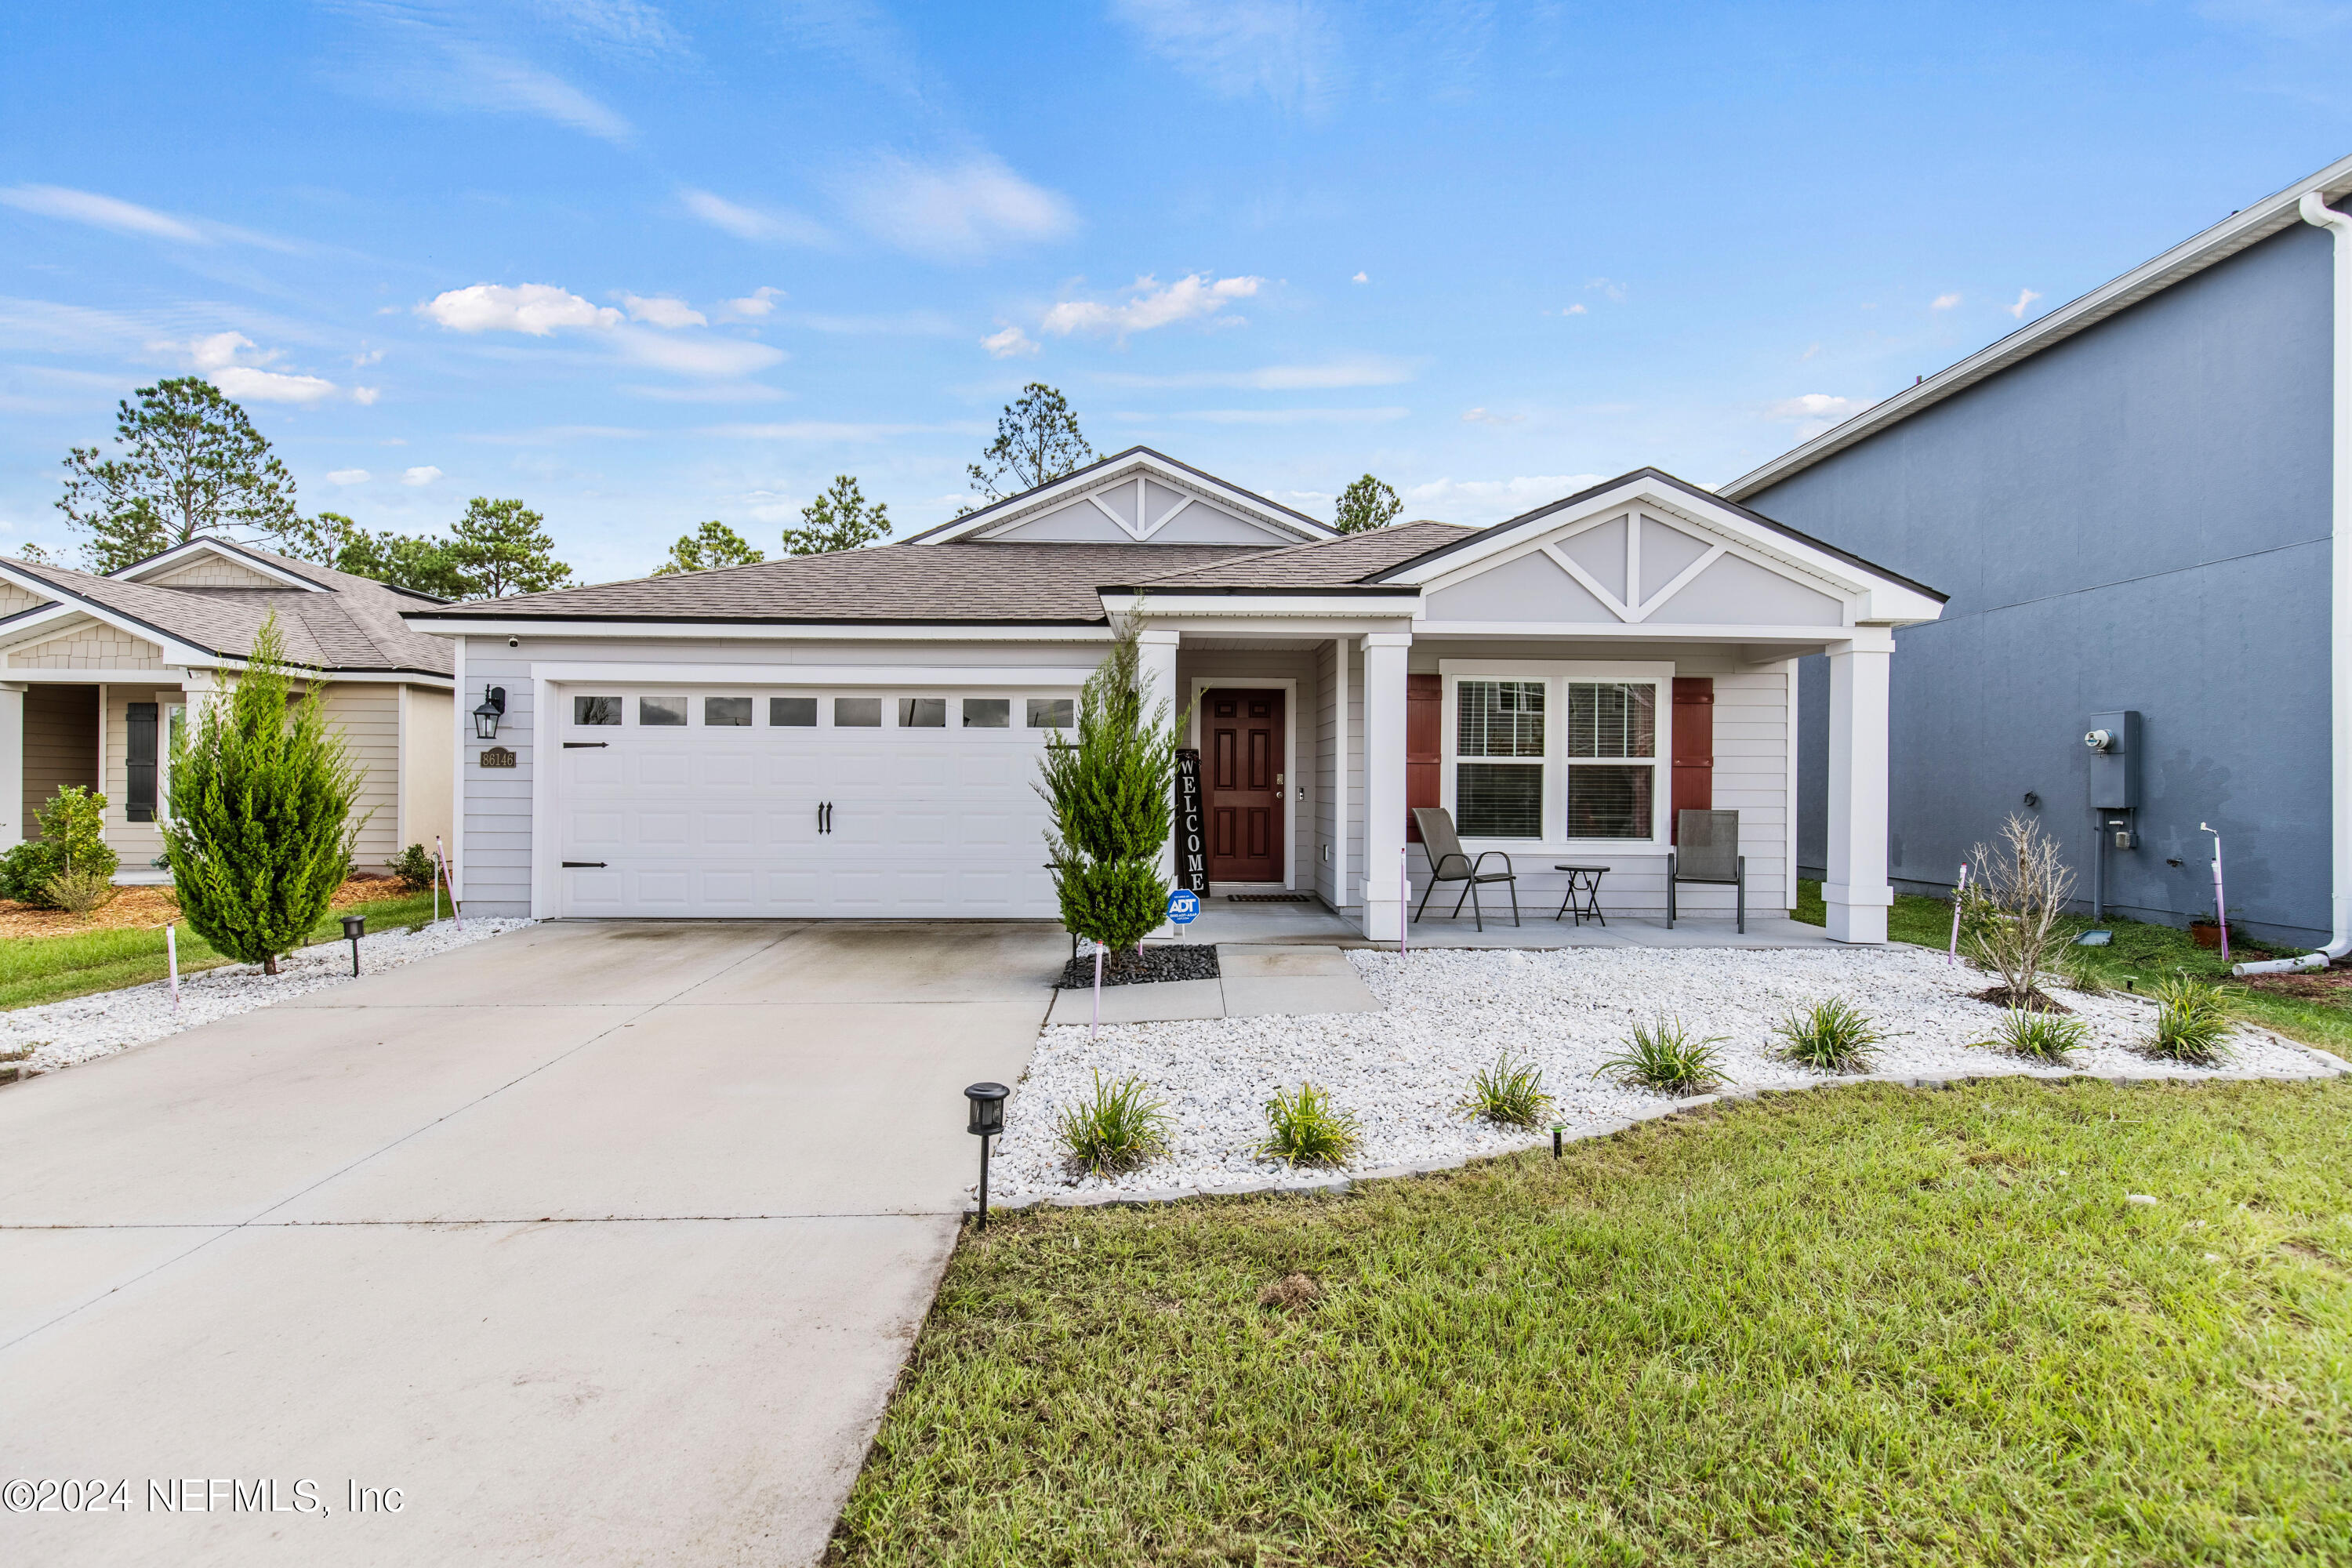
(914, 448, 1330, 546)
(0, 578, 49, 619)
(140, 553, 292, 590)
(8, 617, 165, 670)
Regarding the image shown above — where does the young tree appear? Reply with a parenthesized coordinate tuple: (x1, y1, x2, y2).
(289, 511, 470, 597)
(56, 378, 302, 571)
(655, 519, 766, 575)
(1036, 612, 1185, 973)
(162, 617, 365, 975)
(446, 497, 571, 597)
(0, 786, 118, 908)
(779, 477, 891, 555)
(962, 383, 1094, 511)
(1960, 815, 2077, 1010)
(1334, 474, 1402, 534)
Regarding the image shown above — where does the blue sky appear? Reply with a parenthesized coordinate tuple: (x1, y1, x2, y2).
(3, 2, 2350, 583)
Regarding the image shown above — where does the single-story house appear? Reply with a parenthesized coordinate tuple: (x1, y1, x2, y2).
(1723, 151, 2352, 956)
(0, 536, 456, 880)
(408, 449, 1944, 942)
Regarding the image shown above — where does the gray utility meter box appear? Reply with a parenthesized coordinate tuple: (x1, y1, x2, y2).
(2085, 710, 2140, 810)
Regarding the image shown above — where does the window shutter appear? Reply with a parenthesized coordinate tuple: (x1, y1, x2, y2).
(1670, 677, 1713, 843)
(1406, 673, 1442, 841)
(126, 702, 158, 823)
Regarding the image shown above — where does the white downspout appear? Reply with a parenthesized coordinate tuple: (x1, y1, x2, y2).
(2239, 192, 2352, 975)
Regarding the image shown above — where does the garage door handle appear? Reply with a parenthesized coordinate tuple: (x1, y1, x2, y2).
(818, 800, 832, 834)
(563, 741, 607, 749)
(562, 861, 606, 868)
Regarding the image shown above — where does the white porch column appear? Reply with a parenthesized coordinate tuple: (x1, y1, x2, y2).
(1360, 632, 1410, 942)
(1137, 627, 1181, 902)
(0, 683, 24, 848)
(1823, 629, 1896, 944)
(1331, 636, 1349, 913)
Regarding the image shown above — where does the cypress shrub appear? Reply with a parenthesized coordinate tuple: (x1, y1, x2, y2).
(162, 616, 366, 974)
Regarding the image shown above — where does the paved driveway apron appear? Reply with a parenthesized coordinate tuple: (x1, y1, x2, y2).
(0, 920, 1059, 1567)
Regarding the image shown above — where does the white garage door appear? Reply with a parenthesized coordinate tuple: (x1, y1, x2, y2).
(552, 685, 1075, 918)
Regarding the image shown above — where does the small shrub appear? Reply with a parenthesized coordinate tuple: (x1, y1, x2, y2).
(2149, 975, 2232, 1065)
(387, 844, 437, 893)
(1961, 815, 2076, 1008)
(39, 867, 118, 914)
(2058, 948, 2110, 996)
(1599, 1016, 1726, 1094)
(0, 786, 119, 908)
(1259, 1082, 1359, 1167)
(1056, 1070, 1173, 1176)
(1773, 996, 1882, 1073)
(1459, 1051, 1553, 1127)
(1996, 1007, 2089, 1063)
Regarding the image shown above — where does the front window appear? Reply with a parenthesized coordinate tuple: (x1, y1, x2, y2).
(1455, 680, 1544, 838)
(1565, 682, 1656, 839)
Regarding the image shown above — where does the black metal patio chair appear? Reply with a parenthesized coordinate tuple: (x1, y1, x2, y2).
(1666, 808, 1745, 933)
(1410, 807, 1521, 931)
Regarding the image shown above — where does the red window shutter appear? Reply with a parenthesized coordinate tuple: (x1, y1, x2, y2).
(1671, 677, 1714, 843)
(1406, 673, 1442, 841)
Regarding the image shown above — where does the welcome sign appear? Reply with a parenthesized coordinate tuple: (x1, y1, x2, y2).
(1174, 748, 1207, 893)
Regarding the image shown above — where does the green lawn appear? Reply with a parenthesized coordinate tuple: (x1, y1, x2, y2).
(0, 889, 445, 1012)
(1794, 879, 2352, 1057)
(833, 1077, 2352, 1566)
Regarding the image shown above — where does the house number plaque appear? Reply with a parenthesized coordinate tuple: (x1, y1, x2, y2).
(478, 746, 517, 769)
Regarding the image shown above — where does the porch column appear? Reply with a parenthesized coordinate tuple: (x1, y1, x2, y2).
(1823, 629, 1895, 944)
(1331, 636, 1349, 913)
(1360, 632, 1410, 942)
(1137, 627, 1181, 903)
(0, 683, 23, 848)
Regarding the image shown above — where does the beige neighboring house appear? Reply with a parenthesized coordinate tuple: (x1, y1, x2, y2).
(0, 535, 456, 883)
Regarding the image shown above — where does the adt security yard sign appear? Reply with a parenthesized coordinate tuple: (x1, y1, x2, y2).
(1167, 889, 1200, 925)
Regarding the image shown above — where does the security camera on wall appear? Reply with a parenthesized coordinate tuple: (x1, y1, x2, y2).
(507, 637, 521, 648)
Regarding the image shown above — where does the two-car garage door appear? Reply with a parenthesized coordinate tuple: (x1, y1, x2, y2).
(553, 684, 1075, 918)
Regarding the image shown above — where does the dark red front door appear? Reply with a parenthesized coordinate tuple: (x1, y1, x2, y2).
(1203, 688, 1284, 884)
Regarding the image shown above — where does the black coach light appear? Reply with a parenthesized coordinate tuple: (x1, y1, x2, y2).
(471, 684, 507, 741)
(964, 1082, 1010, 1229)
(340, 914, 365, 976)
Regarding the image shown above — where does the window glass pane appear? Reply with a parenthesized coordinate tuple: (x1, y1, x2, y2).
(639, 695, 688, 727)
(573, 695, 623, 726)
(1457, 680, 1545, 757)
(704, 696, 752, 727)
(898, 697, 946, 728)
(834, 696, 881, 728)
(1026, 697, 1075, 729)
(963, 698, 1010, 728)
(1567, 764, 1653, 838)
(1567, 683, 1655, 759)
(1457, 763, 1544, 838)
(769, 696, 817, 728)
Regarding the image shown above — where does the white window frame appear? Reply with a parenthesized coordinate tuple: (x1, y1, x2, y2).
(158, 701, 187, 821)
(1438, 659, 1674, 848)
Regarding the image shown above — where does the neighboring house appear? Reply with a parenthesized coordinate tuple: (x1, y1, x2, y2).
(407, 448, 1942, 942)
(0, 536, 456, 880)
(1725, 151, 2352, 953)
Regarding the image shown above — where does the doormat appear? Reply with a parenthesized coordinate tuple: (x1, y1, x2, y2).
(1227, 894, 1312, 904)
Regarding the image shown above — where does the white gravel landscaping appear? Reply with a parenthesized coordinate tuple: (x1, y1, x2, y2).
(2, 917, 529, 1074)
(991, 943, 2350, 1204)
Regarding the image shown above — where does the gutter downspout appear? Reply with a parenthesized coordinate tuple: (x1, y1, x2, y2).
(2238, 192, 2352, 975)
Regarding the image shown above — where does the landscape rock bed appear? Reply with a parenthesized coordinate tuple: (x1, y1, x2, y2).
(2, 918, 528, 1076)
(989, 944, 2346, 1203)
(1054, 942, 1220, 989)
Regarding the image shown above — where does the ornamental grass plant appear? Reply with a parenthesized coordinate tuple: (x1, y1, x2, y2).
(1996, 1007, 2089, 1064)
(1057, 1071, 1174, 1177)
(1459, 1052, 1553, 1127)
(1599, 1016, 1726, 1094)
(1772, 996, 1883, 1074)
(2150, 975, 2234, 1065)
(1260, 1082, 1359, 1167)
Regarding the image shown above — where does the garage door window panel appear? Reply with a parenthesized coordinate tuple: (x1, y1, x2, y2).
(898, 697, 946, 728)
(835, 697, 881, 728)
(705, 696, 753, 727)
(770, 697, 817, 728)
(641, 695, 688, 727)
(1027, 697, 1074, 730)
(574, 695, 622, 726)
(963, 698, 1010, 728)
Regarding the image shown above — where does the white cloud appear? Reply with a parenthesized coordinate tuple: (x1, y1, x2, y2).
(1585, 278, 1627, 303)
(609, 325, 785, 378)
(1113, 0, 1340, 115)
(2009, 286, 2044, 319)
(621, 292, 706, 328)
(1095, 355, 1410, 390)
(352, 386, 380, 405)
(326, 469, 372, 485)
(840, 154, 1076, 261)
(402, 466, 443, 486)
(679, 187, 830, 246)
(1042, 273, 1263, 338)
(1403, 474, 1607, 524)
(1800, 342, 1821, 360)
(1352, 270, 1368, 283)
(187, 332, 253, 372)
(178, 332, 342, 404)
(0, 184, 206, 243)
(1766, 392, 1871, 440)
(982, 324, 1040, 358)
(720, 285, 784, 319)
(1930, 292, 1962, 312)
(328, 3, 633, 143)
(1461, 407, 1525, 425)
(419, 282, 622, 335)
(1563, 303, 1588, 316)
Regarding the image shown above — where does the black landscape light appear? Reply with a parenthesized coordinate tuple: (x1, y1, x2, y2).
(472, 684, 507, 741)
(964, 1082, 1009, 1229)
(341, 915, 366, 976)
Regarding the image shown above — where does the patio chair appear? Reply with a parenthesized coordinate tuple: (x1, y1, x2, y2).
(1410, 807, 1521, 931)
(1666, 808, 1745, 933)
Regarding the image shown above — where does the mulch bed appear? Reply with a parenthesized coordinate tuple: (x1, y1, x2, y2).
(0, 873, 419, 941)
(1055, 943, 1221, 990)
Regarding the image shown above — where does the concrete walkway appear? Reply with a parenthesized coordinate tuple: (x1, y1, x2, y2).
(1043, 944, 1383, 1025)
(0, 920, 1060, 1568)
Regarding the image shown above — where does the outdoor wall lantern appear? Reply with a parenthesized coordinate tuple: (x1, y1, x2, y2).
(472, 684, 507, 741)
(340, 914, 365, 976)
(964, 1081, 1010, 1229)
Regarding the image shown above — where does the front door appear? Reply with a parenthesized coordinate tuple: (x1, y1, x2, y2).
(1202, 688, 1284, 884)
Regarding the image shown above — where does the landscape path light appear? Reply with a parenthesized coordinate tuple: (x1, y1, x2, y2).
(964, 1081, 1009, 1229)
(341, 914, 366, 977)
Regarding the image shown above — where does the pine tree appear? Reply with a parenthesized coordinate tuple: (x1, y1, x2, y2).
(654, 519, 765, 575)
(779, 477, 890, 555)
(1334, 474, 1401, 533)
(1036, 613, 1184, 968)
(57, 378, 302, 570)
(446, 497, 571, 597)
(162, 617, 366, 975)
(961, 383, 1094, 513)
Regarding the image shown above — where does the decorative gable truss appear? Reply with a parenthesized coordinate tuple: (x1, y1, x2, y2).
(905, 448, 1331, 547)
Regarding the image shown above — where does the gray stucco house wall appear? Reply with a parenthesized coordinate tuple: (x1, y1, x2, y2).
(1741, 220, 2333, 945)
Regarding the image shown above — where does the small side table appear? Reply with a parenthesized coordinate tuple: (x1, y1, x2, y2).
(1553, 865, 1608, 926)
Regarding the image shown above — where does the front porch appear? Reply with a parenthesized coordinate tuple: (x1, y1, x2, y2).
(1162, 892, 1842, 950)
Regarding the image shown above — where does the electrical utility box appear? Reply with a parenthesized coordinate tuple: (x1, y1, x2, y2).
(2086, 710, 2141, 810)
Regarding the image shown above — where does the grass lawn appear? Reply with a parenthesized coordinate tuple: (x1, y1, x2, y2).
(1794, 879, 2352, 1058)
(0, 888, 445, 1012)
(833, 1077, 2352, 1566)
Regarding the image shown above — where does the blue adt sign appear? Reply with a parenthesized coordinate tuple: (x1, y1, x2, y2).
(1167, 889, 1200, 925)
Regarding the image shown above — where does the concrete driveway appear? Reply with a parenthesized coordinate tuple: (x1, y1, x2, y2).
(0, 920, 1061, 1567)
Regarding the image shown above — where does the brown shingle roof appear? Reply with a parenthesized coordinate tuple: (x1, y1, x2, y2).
(1124, 521, 1476, 590)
